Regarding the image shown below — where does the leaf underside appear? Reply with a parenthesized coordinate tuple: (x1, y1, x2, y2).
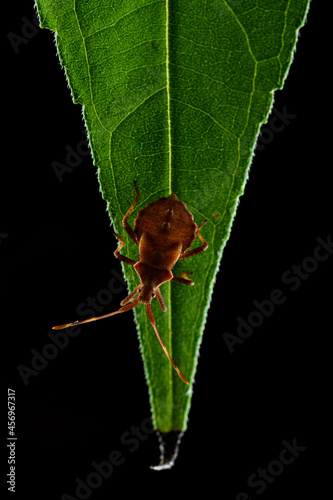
(35, 0, 310, 433)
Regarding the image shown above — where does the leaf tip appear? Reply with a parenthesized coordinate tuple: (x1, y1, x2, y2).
(150, 430, 184, 471)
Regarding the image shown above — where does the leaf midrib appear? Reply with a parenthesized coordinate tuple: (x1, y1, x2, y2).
(165, 0, 174, 429)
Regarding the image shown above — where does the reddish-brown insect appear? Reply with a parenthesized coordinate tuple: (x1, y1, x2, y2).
(53, 182, 208, 385)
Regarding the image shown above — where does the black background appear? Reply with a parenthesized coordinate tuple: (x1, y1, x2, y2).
(2, 2, 330, 499)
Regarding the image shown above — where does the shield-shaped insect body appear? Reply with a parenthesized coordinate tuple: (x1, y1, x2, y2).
(53, 182, 208, 384)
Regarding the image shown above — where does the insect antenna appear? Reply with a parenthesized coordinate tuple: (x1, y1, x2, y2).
(52, 299, 140, 330)
(146, 303, 189, 385)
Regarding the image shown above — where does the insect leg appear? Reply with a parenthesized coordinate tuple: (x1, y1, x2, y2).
(146, 304, 189, 385)
(114, 234, 137, 265)
(120, 284, 141, 306)
(156, 288, 167, 311)
(171, 274, 194, 286)
(52, 299, 140, 330)
(122, 181, 140, 245)
(178, 220, 208, 260)
(180, 272, 193, 279)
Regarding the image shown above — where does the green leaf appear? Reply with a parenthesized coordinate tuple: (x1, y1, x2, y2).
(35, 0, 310, 450)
